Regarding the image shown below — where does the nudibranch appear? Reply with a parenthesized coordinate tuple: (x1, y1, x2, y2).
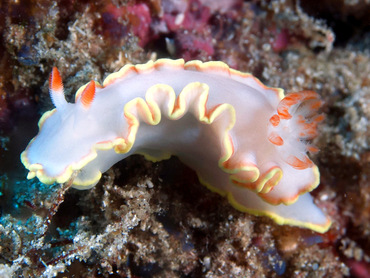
(21, 59, 331, 233)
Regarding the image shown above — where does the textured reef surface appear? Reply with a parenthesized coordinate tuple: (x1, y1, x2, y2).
(0, 0, 369, 277)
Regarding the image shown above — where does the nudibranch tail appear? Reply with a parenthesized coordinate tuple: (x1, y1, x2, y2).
(21, 59, 331, 233)
(49, 67, 67, 110)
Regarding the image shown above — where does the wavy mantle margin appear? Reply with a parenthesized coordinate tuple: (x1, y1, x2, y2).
(21, 59, 330, 233)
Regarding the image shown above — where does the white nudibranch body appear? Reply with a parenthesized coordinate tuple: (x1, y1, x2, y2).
(21, 59, 331, 233)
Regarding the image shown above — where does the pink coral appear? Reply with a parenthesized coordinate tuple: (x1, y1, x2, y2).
(101, 3, 152, 47)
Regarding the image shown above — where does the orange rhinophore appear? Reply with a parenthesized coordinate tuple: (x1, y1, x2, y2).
(80, 81, 96, 108)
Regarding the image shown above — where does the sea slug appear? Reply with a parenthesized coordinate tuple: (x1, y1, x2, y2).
(21, 59, 331, 233)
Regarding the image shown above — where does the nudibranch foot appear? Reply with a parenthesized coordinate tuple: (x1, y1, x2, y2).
(21, 59, 330, 233)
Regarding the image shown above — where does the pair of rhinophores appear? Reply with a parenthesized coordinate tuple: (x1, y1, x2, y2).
(21, 59, 331, 233)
